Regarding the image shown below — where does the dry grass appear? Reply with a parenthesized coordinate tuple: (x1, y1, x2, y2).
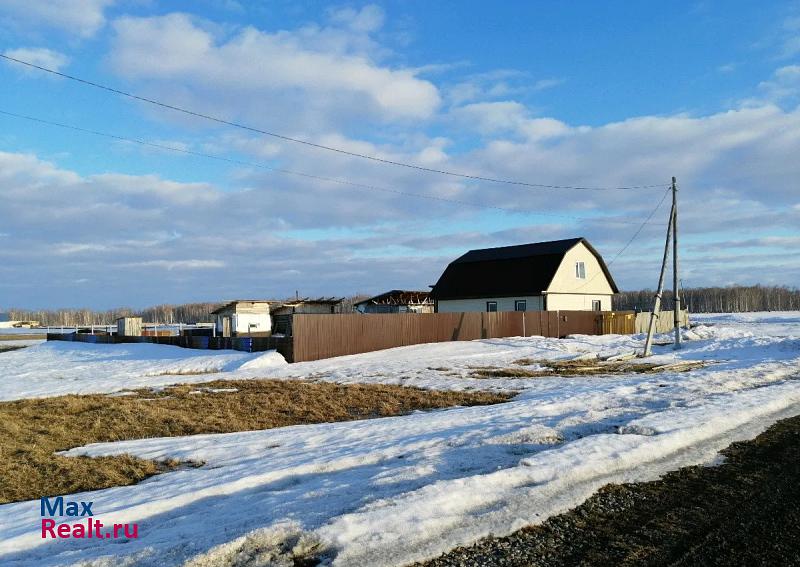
(472, 359, 704, 379)
(0, 379, 509, 504)
(0, 334, 43, 341)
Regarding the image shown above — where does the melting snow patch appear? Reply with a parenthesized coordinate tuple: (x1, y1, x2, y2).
(183, 522, 331, 567)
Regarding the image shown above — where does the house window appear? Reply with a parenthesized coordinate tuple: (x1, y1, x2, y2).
(486, 301, 498, 312)
(592, 300, 602, 311)
(575, 261, 586, 279)
(515, 300, 526, 311)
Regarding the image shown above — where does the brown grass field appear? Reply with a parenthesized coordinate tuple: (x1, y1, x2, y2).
(0, 379, 509, 504)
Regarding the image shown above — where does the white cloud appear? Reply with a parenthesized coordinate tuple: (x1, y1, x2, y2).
(780, 15, 800, 58)
(755, 65, 800, 103)
(450, 101, 569, 140)
(2, 47, 69, 72)
(107, 12, 441, 128)
(328, 4, 385, 33)
(123, 259, 226, 270)
(0, 0, 114, 37)
(532, 78, 565, 91)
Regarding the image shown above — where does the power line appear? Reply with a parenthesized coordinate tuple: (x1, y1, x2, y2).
(572, 187, 671, 292)
(606, 187, 672, 265)
(0, 108, 661, 225)
(0, 53, 669, 192)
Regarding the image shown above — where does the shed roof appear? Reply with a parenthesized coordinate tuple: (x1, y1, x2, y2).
(210, 300, 277, 314)
(355, 290, 432, 306)
(430, 237, 618, 300)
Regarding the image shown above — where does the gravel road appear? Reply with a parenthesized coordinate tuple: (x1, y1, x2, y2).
(417, 413, 800, 567)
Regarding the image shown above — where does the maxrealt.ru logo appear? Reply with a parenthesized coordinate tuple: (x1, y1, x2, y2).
(40, 497, 138, 540)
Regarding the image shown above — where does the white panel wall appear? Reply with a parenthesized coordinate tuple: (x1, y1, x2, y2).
(545, 294, 612, 311)
(437, 295, 544, 313)
(232, 313, 271, 333)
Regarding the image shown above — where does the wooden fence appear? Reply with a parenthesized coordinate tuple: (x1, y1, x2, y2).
(634, 310, 690, 334)
(291, 310, 636, 363)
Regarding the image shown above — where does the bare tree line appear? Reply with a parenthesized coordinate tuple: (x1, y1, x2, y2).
(614, 285, 800, 313)
(2, 303, 224, 327)
(3, 295, 375, 327)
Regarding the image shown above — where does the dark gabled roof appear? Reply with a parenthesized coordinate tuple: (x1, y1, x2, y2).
(354, 290, 432, 306)
(279, 297, 344, 306)
(430, 237, 618, 300)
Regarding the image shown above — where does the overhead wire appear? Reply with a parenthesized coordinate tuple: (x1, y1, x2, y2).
(571, 187, 672, 292)
(0, 53, 670, 192)
(0, 108, 664, 226)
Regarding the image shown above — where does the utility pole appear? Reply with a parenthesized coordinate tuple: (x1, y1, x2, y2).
(643, 200, 675, 357)
(672, 176, 682, 349)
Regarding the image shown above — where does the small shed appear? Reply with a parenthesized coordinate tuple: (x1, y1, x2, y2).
(355, 290, 434, 314)
(117, 317, 143, 336)
(211, 300, 273, 337)
(271, 297, 344, 335)
(271, 297, 344, 316)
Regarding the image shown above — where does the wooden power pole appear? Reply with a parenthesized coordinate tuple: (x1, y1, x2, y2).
(643, 199, 675, 357)
(672, 176, 682, 349)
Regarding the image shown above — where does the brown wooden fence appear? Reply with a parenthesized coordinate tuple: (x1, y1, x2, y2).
(291, 310, 636, 362)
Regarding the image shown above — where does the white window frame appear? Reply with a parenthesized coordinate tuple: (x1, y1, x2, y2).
(575, 261, 586, 279)
(486, 301, 498, 312)
(514, 300, 526, 312)
(592, 300, 602, 311)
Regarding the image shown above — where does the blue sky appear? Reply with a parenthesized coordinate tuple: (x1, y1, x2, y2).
(1, 1, 799, 309)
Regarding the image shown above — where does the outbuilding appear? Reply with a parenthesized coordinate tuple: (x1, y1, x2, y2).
(271, 297, 344, 335)
(355, 290, 434, 313)
(211, 300, 273, 337)
(430, 237, 618, 312)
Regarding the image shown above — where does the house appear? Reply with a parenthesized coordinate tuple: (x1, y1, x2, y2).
(430, 237, 618, 312)
(271, 297, 344, 335)
(211, 300, 273, 337)
(354, 290, 434, 313)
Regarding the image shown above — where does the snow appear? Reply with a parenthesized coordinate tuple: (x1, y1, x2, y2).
(0, 312, 798, 566)
(0, 339, 44, 348)
(0, 341, 286, 401)
(0, 327, 49, 335)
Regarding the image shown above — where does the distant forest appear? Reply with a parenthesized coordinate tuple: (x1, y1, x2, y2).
(3, 295, 371, 327)
(613, 285, 800, 313)
(4, 286, 798, 326)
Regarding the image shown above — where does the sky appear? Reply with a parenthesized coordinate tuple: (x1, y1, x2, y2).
(1, 0, 799, 310)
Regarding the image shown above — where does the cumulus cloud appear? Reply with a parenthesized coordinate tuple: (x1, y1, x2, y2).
(2, 47, 69, 72)
(755, 65, 800, 103)
(450, 101, 570, 140)
(780, 15, 800, 58)
(2, 4, 799, 306)
(107, 11, 440, 130)
(0, 150, 467, 307)
(0, 0, 114, 37)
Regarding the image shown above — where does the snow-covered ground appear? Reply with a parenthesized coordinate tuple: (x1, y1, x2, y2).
(0, 312, 798, 566)
(0, 327, 49, 335)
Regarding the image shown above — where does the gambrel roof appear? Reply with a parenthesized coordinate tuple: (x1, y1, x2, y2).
(430, 237, 618, 300)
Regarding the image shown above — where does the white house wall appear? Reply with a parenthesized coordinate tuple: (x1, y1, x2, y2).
(546, 242, 615, 295)
(545, 293, 612, 311)
(437, 296, 544, 313)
